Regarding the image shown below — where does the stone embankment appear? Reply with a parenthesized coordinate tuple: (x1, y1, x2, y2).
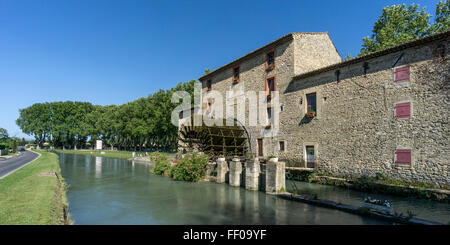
(277, 192, 443, 225)
(204, 158, 445, 225)
(286, 167, 450, 202)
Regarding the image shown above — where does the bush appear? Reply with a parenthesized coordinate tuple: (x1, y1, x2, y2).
(170, 152, 208, 182)
(150, 152, 171, 176)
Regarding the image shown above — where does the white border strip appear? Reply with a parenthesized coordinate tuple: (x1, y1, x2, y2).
(0, 150, 42, 179)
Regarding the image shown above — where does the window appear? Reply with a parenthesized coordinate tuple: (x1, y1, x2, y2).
(257, 139, 263, 157)
(265, 77, 276, 98)
(395, 102, 411, 119)
(206, 99, 213, 113)
(306, 146, 315, 168)
(266, 50, 275, 70)
(306, 93, 317, 116)
(279, 141, 285, 152)
(206, 79, 212, 91)
(266, 107, 272, 128)
(233, 66, 240, 83)
(396, 149, 411, 165)
(267, 107, 272, 121)
(395, 66, 410, 82)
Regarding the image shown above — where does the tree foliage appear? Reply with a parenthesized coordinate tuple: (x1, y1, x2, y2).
(0, 128, 8, 141)
(16, 80, 197, 151)
(434, 0, 450, 32)
(360, 4, 433, 55)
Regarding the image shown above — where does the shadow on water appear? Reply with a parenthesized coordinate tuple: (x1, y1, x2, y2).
(60, 153, 392, 225)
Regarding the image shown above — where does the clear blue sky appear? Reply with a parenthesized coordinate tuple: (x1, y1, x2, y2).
(0, 0, 442, 138)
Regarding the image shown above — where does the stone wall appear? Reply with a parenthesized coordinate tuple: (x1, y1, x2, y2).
(201, 33, 341, 158)
(293, 33, 342, 75)
(196, 31, 449, 187)
(280, 35, 449, 187)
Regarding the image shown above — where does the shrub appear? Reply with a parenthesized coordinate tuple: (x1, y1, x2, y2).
(170, 152, 208, 182)
(150, 152, 171, 176)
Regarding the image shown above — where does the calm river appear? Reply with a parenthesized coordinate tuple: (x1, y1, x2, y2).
(59, 153, 448, 225)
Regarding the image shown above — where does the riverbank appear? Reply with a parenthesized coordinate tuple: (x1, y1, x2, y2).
(277, 192, 443, 225)
(54, 149, 175, 160)
(0, 150, 70, 225)
(286, 168, 450, 202)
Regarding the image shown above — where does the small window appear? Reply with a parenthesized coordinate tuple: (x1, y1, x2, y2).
(279, 141, 285, 152)
(266, 50, 275, 70)
(396, 149, 411, 165)
(265, 77, 276, 98)
(233, 66, 240, 83)
(306, 146, 315, 168)
(206, 79, 212, 91)
(395, 102, 411, 119)
(257, 139, 263, 157)
(395, 66, 410, 82)
(267, 107, 272, 121)
(179, 110, 183, 119)
(306, 93, 317, 116)
(206, 99, 213, 113)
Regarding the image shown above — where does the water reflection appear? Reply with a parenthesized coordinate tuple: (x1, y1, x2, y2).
(95, 157, 102, 178)
(59, 153, 393, 225)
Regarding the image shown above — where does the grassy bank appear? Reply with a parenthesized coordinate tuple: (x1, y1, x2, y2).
(54, 149, 175, 160)
(0, 150, 70, 225)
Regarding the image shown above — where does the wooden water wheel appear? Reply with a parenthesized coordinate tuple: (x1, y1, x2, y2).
(178, 115, 250, 158)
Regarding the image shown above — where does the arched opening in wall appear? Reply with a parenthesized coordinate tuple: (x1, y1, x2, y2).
(178, 115, 251, 159)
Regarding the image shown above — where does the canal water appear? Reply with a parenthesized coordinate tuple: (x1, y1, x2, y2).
(59, 153, 447, 225)
(286, 180, 450, 224)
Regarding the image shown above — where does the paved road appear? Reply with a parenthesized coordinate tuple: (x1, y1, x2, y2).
(0, 150, 40, 179)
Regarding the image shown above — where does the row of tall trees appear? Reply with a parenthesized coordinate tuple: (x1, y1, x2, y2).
(16, 80, 196, 151)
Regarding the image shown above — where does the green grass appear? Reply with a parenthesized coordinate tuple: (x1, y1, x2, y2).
(54, 149, 175, 160)
(0, 150, 70, 225)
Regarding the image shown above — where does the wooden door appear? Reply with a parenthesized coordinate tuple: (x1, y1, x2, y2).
(306, 146, 315, 168)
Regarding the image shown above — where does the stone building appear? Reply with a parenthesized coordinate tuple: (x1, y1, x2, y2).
(194, 31, 449, 187)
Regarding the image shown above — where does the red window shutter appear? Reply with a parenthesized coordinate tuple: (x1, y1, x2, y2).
(396, 149, 411, 165)
(395, 66, 410, 82)
(396, 102, 411, 118)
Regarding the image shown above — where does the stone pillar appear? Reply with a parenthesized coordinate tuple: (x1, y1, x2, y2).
(265, 159, 286, 194)
(229, 158, 242, 187)
(206, 162, 216, 176)
(216, 158, 228, 183)
(245, 158, 260, 191)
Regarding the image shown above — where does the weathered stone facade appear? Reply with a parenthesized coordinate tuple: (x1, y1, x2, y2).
(197, 31, 450, 187)
(199, 32, 341, 158)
